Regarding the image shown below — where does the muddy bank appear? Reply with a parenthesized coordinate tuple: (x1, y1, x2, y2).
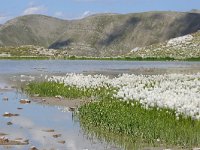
(31, 97, 91, 108)
(0, 137, 29, 145)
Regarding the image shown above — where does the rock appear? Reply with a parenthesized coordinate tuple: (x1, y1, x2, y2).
(15, 138, 23, 140)
(68, 107, 76, 112)
(3, 112, 19, 117)
(30, 146, 38, 150)
(55, 95, 62, 99)
(0, 136, 9, 142)
(42, 129, 55, 132)
(0, 137, 29, 145)
(23, 139, 29, 144)
(19, 99, 31, 104)
(2, 97, 8, 101)
(7, 122, 13, 125)
(53, 134, 61, 138)
(58, 140, 65, 144)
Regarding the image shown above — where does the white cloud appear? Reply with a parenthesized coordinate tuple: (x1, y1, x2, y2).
(80, 11, 94, 18)
(0, 15, 11, 24)
(23, 5, 47, 15)
(0, 16, 7, 23)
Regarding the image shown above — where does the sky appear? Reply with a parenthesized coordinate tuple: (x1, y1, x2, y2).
(0, 0, 200, 24)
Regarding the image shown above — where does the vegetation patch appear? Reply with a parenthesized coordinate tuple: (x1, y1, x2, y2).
(78, 98, 200, 147)
(25, 82, 115, 99)
(24, 73, 200, 147)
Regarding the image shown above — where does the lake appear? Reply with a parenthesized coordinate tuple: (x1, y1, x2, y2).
(0, 60, 200, 150)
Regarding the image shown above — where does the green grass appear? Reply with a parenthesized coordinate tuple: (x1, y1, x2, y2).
(25, 81, 200, 147)
(64, 56, 177, 61)
(1, 56, 200, 61)
(65, 56, 200, 61)
(184, 57, 200, 61)
(25, 82, 115, 99)
(78, 98, 200, 147)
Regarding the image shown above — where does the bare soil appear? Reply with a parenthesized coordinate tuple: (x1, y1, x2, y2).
(31, 97, 91, 108)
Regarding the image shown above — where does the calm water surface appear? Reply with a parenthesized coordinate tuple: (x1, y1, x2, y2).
(0, 60, 199, 150)
(0, 60, 200, 75)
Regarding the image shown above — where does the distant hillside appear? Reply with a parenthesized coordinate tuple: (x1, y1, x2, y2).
(0, 11, 200, 57)
(128, 31, 200, 59)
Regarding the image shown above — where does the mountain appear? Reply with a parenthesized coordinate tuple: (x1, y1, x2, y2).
(0, 11, 200, 57)
(128, 31, 200, 59)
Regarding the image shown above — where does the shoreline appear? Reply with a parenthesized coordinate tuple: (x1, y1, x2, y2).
(31, 96, 91, 108)
(0, 56, 200, 61)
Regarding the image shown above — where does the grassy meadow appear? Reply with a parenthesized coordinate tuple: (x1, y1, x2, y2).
(24, 73, 200, 148)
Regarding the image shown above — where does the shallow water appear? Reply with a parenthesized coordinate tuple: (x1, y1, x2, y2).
(0, 60, 200, 75)
(0, 60, 199, 150)
(0, 89, 124, 150)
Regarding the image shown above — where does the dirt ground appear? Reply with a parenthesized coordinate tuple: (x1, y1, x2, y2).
(31, 96, 91, 108)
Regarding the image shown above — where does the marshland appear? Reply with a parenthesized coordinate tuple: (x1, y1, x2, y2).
(0, 60, 200, 149)
(1, 2, 200, 149)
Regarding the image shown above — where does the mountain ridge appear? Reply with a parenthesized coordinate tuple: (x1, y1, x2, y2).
(0, 11, 200, 56)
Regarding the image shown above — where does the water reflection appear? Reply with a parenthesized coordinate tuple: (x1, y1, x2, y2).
(0, 60, 200, 75)
(1, 60, 199, 149)
(79, 122, 156, 150)
(0, 89, 124, 150)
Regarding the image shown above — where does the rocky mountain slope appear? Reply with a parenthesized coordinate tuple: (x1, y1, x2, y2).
(128, 31, 200, 59)
(0, 11, 200, 57)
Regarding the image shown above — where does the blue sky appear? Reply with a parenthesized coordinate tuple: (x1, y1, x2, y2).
(0, 0, 200, 24)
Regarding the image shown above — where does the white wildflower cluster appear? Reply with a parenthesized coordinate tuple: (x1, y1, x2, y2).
(47, 73, 200, 120)
(167, 35, 193, 47)
(112, 74, 200, 120)
(48, 73, 110, 89)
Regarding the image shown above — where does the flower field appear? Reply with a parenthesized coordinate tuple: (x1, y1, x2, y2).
(46, 73, 200, 120)
(26, 73, 200, 147)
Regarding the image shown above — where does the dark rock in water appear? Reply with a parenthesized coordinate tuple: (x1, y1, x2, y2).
(19, 99, 31, 104)
(53, 134, 62, 138)
(3, 112, 19, 117)
(7, 122, 13, 125)
(2, 97, 8, 101)
(0, 137, 29, 145)
(42, 129, 55, 132)
(30, 146, 38, 150)
(58, 140, 65, 144)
